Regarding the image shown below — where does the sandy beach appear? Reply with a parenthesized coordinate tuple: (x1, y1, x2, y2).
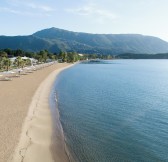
(0, 63, 72, 162)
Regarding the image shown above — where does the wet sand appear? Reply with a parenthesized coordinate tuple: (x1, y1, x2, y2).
(0, 63, 72, 162)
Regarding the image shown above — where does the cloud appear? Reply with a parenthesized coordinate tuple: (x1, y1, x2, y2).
(1, 0, 54, 17)
(27, 3, 54, 12)
(0, 6, 51, 17)
(6, 0, 55, 12)
(66, 3, 117, 21)
(0, 7, 21, 14)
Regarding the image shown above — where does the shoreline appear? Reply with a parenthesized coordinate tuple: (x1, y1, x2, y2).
(50, 90, 75, 162)
(0, 63, 67, 162)
(0, 63, 75, 162)
(11, 63, 73, 162)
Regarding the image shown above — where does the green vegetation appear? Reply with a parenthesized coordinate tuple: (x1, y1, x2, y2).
(55, 52, 114, 63)
(1, 28, 168, 55)
(0, 51, 11, 71)
(13, 56, 31, 69)
(0, 49, 57, 71)
(2, 57, 11, 71)
(56, 51, 81, 63)
(0, 47, 116, 72)
(0, 48, 87, 71)
(116, 53, 168, 59)
(81, 54, 114, 60)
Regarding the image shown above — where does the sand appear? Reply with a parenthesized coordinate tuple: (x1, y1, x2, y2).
(0, 63, 72, 162)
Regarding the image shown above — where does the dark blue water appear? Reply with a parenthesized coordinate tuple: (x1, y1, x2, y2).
(54, 60, 168, 162)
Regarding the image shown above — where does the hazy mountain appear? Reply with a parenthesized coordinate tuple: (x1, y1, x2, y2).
(0, 27, 168, 54)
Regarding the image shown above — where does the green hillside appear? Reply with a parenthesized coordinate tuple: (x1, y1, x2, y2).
(0, 27, 168, 54)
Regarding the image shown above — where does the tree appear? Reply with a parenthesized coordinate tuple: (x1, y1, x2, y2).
(48, 53, 56, 60)
(16, 49, 25, 56)
(67, 52, 80, 63)
(25, 52, 35, 58)
(4, 48, 13, 56)
(0, 52, 8, 70)
(25, 59, 32, 66)
(3, 58, 11, 71)
(39, 50, 48, 62)
(62, 52, 68, 62)
(68, 52, 75, 63)
(0, 51, 8, 57)
(14, 56, 22, 68)
(58, 51, 64, 60)
(35, 54, 43, 63)
(0, 57, 5, 70)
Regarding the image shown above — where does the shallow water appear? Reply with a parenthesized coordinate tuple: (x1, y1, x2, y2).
(53, 60, 168, 162)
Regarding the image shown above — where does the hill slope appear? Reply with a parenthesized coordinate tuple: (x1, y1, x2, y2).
(0, 27, 168, 54)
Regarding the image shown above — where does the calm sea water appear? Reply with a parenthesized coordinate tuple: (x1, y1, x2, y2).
(53, 60, 168, 162)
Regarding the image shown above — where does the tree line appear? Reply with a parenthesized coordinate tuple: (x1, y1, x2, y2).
(0, 49, 83, 71)
(0, 55, 32, 72)
(0, 49, 56, 71)
(0, 48, 115, 71)
(81, 54, 114, 60)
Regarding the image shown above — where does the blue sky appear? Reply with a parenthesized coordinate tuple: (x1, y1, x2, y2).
(0, 0, 168, 41)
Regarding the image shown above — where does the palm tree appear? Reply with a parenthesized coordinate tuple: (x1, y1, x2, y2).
(21, 60, 26, 69)
(62, 52, 68, 62)
(0, 52, 8, 71)
(25, 59, 32, 66)
(3, 58, 11, 71)
(35, 55, 43, 63)
(14, 56, 22, 68)
(0, 57, 3, 70)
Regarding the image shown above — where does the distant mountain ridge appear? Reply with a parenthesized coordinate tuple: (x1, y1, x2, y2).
(0, 27, 168, 55)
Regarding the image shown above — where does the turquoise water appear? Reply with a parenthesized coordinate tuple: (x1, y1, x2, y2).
(53, 60, 168, 162)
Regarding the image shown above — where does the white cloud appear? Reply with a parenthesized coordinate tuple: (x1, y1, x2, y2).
(0, 7, 21, 14)
(6, 0, 55, 12)
(1, 0, 54, 17)
(66, 3, 117, 21)
(27, 3, 54, 12)
(0, 6, 51, 17)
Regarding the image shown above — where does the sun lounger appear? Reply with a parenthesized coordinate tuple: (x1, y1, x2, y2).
(0, 77, 12, 81)
(8, 74, 20, 78)
(26, 71, 33, 73)
(20, 73, 28, 75)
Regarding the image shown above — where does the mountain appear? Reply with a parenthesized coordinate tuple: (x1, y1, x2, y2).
(0, 27, 168, 55)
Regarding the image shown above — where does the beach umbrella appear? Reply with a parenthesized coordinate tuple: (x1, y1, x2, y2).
(2, 71, 17, 78)
(30, 66, 36, 70)
(17, 69, 23, 72)
(12, 68, 23, 73)
(23, 67, 33, 73)
(23, 67, 30, 70)
(4, 71, 18, 76)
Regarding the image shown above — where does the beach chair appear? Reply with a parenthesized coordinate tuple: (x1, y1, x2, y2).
(26, 70, 33, 73)
(0, 75, 12, 81)
(8, 74, 20, 78)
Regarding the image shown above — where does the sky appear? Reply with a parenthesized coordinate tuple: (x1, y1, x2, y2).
(0, 0, 168, 41)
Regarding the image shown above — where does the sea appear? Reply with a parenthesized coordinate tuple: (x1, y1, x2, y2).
(51, 60, 168, 162)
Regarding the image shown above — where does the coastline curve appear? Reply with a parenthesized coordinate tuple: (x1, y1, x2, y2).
(11, 63, 74, 162)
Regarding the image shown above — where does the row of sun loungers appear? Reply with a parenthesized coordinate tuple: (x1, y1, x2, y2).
(0, 75, 12, 81)
(0, 62, 56, 81)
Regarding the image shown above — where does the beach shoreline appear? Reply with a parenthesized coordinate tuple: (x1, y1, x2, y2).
(50, 83, 76, 162)
(11, 63, 73, 162)
(0, 63, 73, 162)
